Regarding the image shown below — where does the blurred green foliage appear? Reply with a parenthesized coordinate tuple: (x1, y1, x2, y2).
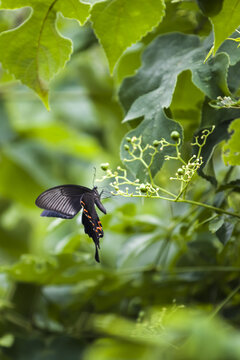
(0, 2, 240, 360)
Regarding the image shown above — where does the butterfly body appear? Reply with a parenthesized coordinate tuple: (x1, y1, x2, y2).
(35, 185, 106, 262)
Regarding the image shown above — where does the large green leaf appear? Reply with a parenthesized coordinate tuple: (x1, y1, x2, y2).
(120, 33, 204, 116)
(211, 0, 240, 55)
(90, 0, 166, 73)
(120, 33, 230, 123)
(0, 0, 90, 108)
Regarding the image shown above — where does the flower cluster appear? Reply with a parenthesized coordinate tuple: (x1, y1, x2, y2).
(98, 164, 160, 197)
(97, 127, 215, 201)
(170, 155, 203, 182)
(210, 96, 240, 109)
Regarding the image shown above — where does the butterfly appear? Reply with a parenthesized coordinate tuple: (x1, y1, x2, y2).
(35, 185, 106, 263)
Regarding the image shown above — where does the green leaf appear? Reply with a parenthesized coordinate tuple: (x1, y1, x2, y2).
(192, 52, 230, 98)
(193, 120, 233, 186)
(196, 0, 224, 16)
(55, 0, 90, 24)
(90, 0, 166, 73)
(218, 30, 240, 66)
(115, 43, 144, 84)
(120, 33, 231, 124)
(211, 0, 240, 55)
(209, 217, 224, 233)
(216, 221, 235, 245)
(201, 98, 240, 128)
(0, 0, 90, 108)
(120, 109, 183, 181)
(217, 179, 240, 192)
(223, 118, 240, 165)
(120, 33, 205, 117)
(194, 96, 240, 184)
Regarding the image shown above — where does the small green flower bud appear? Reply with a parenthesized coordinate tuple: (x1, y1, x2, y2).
(124, 144, 129, 151)
(177, 168, 184, 176)
(140, 184, 147, 193)
(100, 163, 109, 171)
(171, 131, 180, 142)
(153, 140, 160, 147)
(126, 137, 131, 142)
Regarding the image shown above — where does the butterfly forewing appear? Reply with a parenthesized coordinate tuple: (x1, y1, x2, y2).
(35, 185, 91, 217)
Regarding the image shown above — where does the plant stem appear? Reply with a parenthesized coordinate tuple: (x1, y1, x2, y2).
(210, 282, 240, 319)
(175, 182, 189, 201)
(177, 198, 240, 219)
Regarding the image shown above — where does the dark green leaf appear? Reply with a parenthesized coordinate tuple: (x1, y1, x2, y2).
(217, 179, 240, 192)
(119, 33, 205, 116)
(216, 221, 235, 245)
(196, 0, 223, 16)
(193, 119, 233, 185)
(218, 30, 240, 66)
(120, 33, 230, 126)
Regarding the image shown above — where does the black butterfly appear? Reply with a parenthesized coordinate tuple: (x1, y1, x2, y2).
(35, 185, 106, 263)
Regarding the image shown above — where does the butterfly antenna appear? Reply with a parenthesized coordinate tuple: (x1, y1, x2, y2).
(93, 166, 97, 187)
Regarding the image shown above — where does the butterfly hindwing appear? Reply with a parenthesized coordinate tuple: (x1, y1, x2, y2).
(41, 210, 74, 219)
(35, 185, 91, 218)
(81, 193, 104, 263)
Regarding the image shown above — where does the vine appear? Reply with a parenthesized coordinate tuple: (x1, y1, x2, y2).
(97, 127, 240, 220)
